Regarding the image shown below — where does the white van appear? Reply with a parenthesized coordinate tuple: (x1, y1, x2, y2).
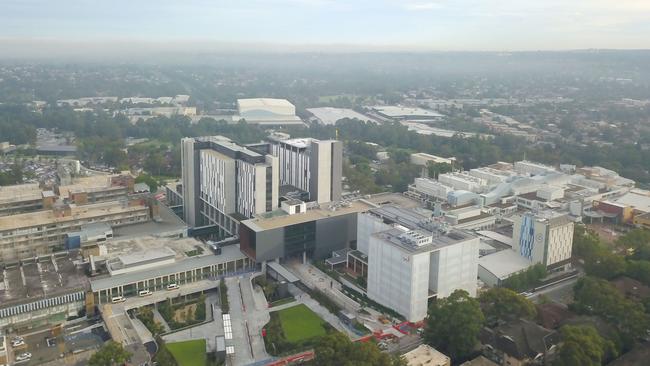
(138, 290, 152, 297)
(166, 284, 179, 291)
(111, 296, 126, 303)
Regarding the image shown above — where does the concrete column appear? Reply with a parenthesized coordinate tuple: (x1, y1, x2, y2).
(303, 251, 307, 264)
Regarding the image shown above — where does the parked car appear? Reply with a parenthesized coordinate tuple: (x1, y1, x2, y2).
(16, 352, 32, 362)
(138, 290, 152, 297)
(166, 284, 179, 291)
(111, 296, 126, 303)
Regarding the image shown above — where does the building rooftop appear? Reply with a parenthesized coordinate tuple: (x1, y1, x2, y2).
(0, 183, 42, 204)
(402, 344, 450, 366)
(371, 106, 444, 118)
(478, 249, 532, 280)
(108, 247, 176, 272)
(242, 199, 375, 231)
(610, 190, 650, 213)
(237, 98, 294, 109)
(0, 200, 147, 231)
(376, 225, 474, 254)
(99, 235, 203, 261)
(476, 230, 513, 247)
(0, 252, 89, 309)
(90, 244, 247, 292)
(57, 174, 120, 198)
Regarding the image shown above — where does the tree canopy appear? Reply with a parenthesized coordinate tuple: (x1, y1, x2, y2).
(555, 325, 617, 366)
(314, 332, 406, 366)
(88, 341, 132, 366)
(573, 277, 649, 344)
(424, 289, 485, 361)
(479, 287, 536, 325)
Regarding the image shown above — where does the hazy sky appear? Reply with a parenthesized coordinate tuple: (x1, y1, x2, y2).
(1, 0, 649, 51)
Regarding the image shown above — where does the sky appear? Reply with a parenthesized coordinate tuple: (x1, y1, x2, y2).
(1, 0, 649, 53)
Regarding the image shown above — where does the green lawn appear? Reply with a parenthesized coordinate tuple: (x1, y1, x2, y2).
(166, 339, 207, 366)
(276, 304, 326, 342)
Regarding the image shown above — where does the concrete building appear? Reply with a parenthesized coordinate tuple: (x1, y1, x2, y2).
(512, 211, 574, 269)
(362, 206, 479, 322)
(90, 243, 253, 304)
(0, 199, 151, 263)
(370, 106, 444, 123)
(57, 173, 134, 205)
(0, 253, 89, 331)
(239, 199, 374, 263)
(234, 98, 304, 126)
(478, 249, 534, 287)
(514, 161, 557, 176)
(181, 136, 279, 235)
(410, 153, 456, 167)
(403, 344, 451, 366)
(0, 183, 48, 216)
(439, 172, 487, 193)
(407, 178, 454, 206)
(268, 137, 343, 204)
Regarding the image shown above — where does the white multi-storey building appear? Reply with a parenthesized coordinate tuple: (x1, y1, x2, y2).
(181, 136, 278, 235)
(269, 137, 342, 204)
(511, 211, 574, 269)
(360, 206, 479, 322)
(409, 178, 454, 201)
(514, 161, 557, 176)
(438, 172, 487, 193)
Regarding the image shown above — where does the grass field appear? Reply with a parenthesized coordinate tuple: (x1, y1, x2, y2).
(166, 339, 207, 366)
(277, 304, 326, 342)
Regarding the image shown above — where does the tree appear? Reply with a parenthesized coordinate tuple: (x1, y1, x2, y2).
(555, 325, 616, 366)
(314, 332, 406, 366)
(88, 341, 132, 366)
(135, 174, 159, 192)
(479, 287, 536, 325)
(501, 264, 547, 292)
(426, 162, 453, 179)
(424, 290, 484, 361)
(573, 277, 649, 344)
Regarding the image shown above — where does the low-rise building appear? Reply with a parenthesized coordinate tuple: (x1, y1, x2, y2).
(239, 199, 374, 263)
(480, 319, 559, 366)
(0, 199, 151, 263)
(403, 344, 451, 366)
(410, 153, 455, 167)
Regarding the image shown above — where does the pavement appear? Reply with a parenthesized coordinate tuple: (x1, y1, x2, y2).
(162, 292, 225, 352)
(285, 260, 361, 314)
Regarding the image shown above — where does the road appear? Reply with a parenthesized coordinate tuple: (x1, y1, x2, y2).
(527, 276, 579, 304)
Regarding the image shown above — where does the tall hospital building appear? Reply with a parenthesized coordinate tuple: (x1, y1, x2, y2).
(181, 135, 342, 236)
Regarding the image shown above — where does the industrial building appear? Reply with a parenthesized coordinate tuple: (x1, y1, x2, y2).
(239, 199, 375, 263)
(181, 136, 279, 235)
(360, 205, 479, 322)
(234, 98, 304, 126)
(0, 199, 151, 263)
(369, 106, 445, 123)
(410, 153, 456, 167)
